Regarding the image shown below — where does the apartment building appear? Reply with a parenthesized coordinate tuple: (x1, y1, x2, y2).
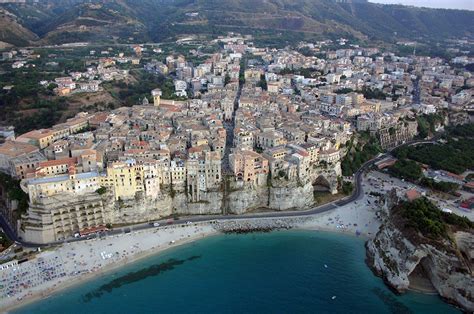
(22, 193, 106, 244)
(229, 149, 269, 184)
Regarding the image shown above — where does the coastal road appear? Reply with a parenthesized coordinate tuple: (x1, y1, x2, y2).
(0, 214, 19, 247)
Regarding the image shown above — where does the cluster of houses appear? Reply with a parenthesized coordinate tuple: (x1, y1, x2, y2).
(0, 34, 472, 243)
(44, 58, 130, 96)
(145, 49, 241, 98)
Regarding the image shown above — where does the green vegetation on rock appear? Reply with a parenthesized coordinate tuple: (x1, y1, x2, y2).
(416, 113, 445, 139)
(341, 134, 382, 176)
(398, 198, 472, 240)
(0, 172, 29, 216)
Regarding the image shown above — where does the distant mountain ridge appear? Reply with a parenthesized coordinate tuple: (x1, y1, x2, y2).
(0, 0, 473, 46)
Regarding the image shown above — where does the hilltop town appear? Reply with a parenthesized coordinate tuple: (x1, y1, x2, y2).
(0, 34, 473, 245)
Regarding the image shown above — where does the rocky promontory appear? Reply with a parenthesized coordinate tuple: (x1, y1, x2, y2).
(366, 196, 474, 312)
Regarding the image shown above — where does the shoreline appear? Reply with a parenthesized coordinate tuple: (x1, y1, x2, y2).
(299, 225, 370, 240)
(2, 224, 217, 313)
(5, 234, 217, 313)
(407, 286, 438, 295)
(3, 226, 365, 314)
(1, 199, 382, 313)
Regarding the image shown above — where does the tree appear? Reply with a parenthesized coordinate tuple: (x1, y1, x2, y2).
(257, 74, 267, 90)
(342, 181, 353, 195)
(335, 88, 353, 94)
(420, 178, 459, 194)
(392, 125, 474, 175)
(389, 159, 422, 181)
(399, 198, 473, 239)
(465, 63, 474, 72)
(361, 86, 387, 100)
(224, 74, 231, 86)
(341, 136, 382, 176)
(47, 83, 58, 91)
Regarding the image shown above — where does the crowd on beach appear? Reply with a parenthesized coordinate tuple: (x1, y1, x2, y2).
(0, 223, 216, 311)
(1, 255, 66, 301)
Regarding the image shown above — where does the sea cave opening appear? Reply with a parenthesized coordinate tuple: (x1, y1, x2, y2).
(408, 256, 437, 294)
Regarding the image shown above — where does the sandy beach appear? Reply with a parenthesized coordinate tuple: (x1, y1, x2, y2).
(1, 223, 217, 313)
(301, 189, 382, 238)
(0, 183, 383, 313)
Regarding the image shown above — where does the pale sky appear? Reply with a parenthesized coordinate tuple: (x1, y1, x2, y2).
(369, 0, 474, 11)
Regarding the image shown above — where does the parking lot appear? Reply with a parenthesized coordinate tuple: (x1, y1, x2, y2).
(367, 170, 474, 221)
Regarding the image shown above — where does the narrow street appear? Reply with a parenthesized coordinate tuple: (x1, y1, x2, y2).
(413, 76, 421, 104)
(222, 73, 243, 175)
(221, 80, 243, 214)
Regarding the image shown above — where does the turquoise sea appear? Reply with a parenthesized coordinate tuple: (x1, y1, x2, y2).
(13, 230, 459, 314)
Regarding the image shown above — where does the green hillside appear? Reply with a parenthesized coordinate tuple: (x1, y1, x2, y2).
(0, 0, 472, 46)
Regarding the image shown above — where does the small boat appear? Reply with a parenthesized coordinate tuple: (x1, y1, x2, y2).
(324, 264, 328, 268)
(331, 296, 337, 300)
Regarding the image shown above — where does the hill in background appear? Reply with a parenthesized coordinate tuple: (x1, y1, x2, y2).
(0, 0, 473, 46)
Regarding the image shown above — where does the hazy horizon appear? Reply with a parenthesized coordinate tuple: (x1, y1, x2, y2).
(369, 0, 474, 11)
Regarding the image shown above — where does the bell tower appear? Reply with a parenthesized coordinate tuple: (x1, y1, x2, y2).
(151, 88, 162, 107)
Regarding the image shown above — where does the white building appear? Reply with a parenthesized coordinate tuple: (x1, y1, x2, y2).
(174, 80, 188, 97)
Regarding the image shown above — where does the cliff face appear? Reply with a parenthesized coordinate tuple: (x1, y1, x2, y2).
(105, 194, 173, 224)
(19, 162, 343, 243)
(105, 179, 319, 221)
(174, 191, 224, 215)
(106, 189, 225, 223)
(227, 183, 268, 214)
(268, 182, 314, 210)
(366, 220, 474, 312)
(105, 164, 341, 220)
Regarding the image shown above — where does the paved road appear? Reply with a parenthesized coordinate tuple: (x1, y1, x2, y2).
(0, 214, 19, 247)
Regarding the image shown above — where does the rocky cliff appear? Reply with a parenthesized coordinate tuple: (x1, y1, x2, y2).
(268, 182, 314, 210)
(18, 161, 344, 244)
(366, 205, 474, 312)
(107, 180, 317, 220)
(227, 182, 268, 214)
(105, 189, 225, 224)
(105, 164, 341, 220)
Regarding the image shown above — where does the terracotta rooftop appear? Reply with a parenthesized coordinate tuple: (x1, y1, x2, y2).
(18, 129, 54, 140)
(406, 189, 421, 201)
(38, 157, 77, 168)
(0, 141, 38, 157)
